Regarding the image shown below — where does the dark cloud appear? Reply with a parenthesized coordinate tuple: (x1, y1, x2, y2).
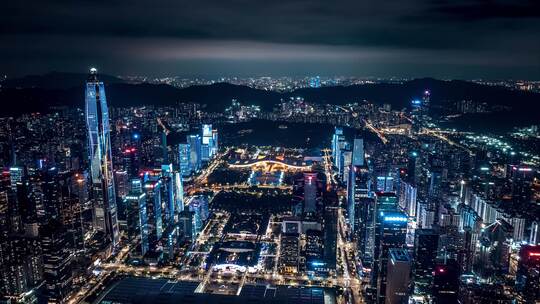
(428, 0, 540, 21)
(1, 0, 539, 78)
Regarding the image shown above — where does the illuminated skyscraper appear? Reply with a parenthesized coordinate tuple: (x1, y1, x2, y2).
(303, 172, 318, 214)
(323, 207, 338, 270)
(342, 151, 352, 183)
(370, 194, 406, 304)
(413, 229, 439, 295)
(178, 210, 195, 242)
(530, 221, 540, 245)
(85, 68, 119, 246)
(211, 129, 219, 155)
(385, 248, 411, 304)
(352, 138, 364, 166)
(399, 180, 417, 217)
(331, 127, 344, 166)
(376, 175, 394, 193)
(40, 219, 73, 304)
(178, 143, 191, 176)
(336, 141, 350, 176)
(187, 134, 202, 172)
(347, 165, 370, 233)
(122, 146, 139, 177)
(144, 179, 163, 243)
(201, 124, 213, 160)
(160, 164, 176, 226)
(124, 191, 148, 255)
(9, 167, 23, 189)
(174, 172, 184, 213)
(188, 195, 209, 236)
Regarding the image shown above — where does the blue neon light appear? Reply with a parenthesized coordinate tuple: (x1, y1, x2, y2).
(383, 216, 407, 222)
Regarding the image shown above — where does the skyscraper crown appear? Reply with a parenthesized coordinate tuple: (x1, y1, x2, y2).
(88, 67, 98, 82)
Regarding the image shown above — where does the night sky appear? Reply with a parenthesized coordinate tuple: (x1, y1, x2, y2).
(2, 0, 540, 78)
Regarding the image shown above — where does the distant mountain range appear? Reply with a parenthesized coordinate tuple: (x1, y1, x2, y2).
(2, 71, 126, 90)
(1, 72, 539, 131)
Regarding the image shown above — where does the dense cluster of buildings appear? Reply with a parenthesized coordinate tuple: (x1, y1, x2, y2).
(119, 75, 386, 92)
(0, 70, 219, 303)
(0, 69, 539, 304)
(335, 92, 540, 303)
(276, 171, 339, 276)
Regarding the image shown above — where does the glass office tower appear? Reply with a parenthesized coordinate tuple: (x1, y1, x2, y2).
(85, 68, 119, 246)
(187, 135, 202, 172)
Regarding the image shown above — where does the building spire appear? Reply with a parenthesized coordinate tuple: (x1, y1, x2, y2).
(88, 67, 98, 82)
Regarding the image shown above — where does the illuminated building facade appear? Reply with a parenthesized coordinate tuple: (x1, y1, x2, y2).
(372, 209, 408, 304)
(385, 248, 411, 304)
(85, 68, 119, 246)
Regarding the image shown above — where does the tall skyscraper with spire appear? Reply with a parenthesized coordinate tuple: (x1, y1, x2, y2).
(85, 68, 119, 246)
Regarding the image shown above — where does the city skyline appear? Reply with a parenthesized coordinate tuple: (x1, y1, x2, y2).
(2, 1, 540, 303)
(1, 68, 539, 303)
